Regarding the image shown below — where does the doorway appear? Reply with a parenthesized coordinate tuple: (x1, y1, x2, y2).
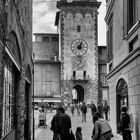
(116, 78, 128, 133)
(73, 85, 84, 103)
(24, 81, 30, 140)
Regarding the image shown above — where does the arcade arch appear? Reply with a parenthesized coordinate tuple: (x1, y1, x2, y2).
(73, 85, 84, 103)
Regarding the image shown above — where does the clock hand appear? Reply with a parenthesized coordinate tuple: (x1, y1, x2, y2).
(77, 41, 82, 50)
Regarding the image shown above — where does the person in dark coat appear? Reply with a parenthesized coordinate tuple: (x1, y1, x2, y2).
(94, 104, 104, 119)
(50, 107, 72, 140)
(81, 102, 87, 122)
(90, 101, 97, 116)
(103, 101, 110, 120)
(120, 106, 132, 140)
(75, 127, 83, 140)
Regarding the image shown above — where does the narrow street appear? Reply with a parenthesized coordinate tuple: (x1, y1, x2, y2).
(34, 108, 122, 140)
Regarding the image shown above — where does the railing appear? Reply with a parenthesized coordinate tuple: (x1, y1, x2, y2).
(71, 75, 90, 81)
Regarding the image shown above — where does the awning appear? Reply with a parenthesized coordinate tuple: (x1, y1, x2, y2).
(34, 99, 62, 103)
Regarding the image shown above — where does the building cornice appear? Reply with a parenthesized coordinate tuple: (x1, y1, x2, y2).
(104, 0, 115, 24)
(106, 47, 140, 80)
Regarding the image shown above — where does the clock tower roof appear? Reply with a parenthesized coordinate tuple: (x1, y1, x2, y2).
(57, 0, 101, 9)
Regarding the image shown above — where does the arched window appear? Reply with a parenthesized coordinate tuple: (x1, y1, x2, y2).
(2, 32, 20, 138)
(2, 54, 19, 138)
(116, 78, 128, 133)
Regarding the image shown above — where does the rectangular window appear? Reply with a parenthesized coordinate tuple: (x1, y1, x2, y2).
(2, 66, 16, 138)
(107, 16, 113, 63)
(128, 0, 138, 30)
(123, 0, 139, 35)
(42, 37, 49, 42)
(44, 71, 52, 82)
(73, 71, 76, 79)
(43, 83, 52, 96)
(83, 71, 86, 79)
(52, 37, 58, 42)
(77, 26, 81, 32)
(109, 62, 113, 71)
(129, 35, 138, 53)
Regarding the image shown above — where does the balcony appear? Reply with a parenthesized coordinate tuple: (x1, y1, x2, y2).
(71, 75, 90, 82)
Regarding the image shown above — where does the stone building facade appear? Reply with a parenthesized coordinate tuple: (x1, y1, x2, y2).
(105, 0, 140, 139)
(33, 34, 61, 106)
(0, 0, 33, 140)
(55, 0, 101, 103)
(98, 46, 108, 103)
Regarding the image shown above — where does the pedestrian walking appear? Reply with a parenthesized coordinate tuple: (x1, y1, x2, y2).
(94, 104, 104, 119)
(71, 102, 75, 116)
(50, 107, 72, 140)
(120, 105, 132, 140)
(91, 114, 112, 140)
(103, 100, 110, 121)
(81, 102, 87, 122)
(90, 101, 97, 116)
(76, 103, 80, 116)
(75, 127, 83, 140)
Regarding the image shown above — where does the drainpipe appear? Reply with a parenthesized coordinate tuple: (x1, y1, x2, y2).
(32, 53, 35, 140)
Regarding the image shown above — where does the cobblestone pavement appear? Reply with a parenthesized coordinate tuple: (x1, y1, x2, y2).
(34, 108, 122, 140)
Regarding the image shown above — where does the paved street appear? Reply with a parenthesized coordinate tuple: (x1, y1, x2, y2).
(34, 108, 122, 140)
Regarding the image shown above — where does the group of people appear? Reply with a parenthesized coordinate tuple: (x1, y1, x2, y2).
(70, 101, 87, 122)
(39, 100, 132, 140)
(91, 103, 132, 140)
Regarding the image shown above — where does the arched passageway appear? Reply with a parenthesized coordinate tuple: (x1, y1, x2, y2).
(73, 85, 84, 103)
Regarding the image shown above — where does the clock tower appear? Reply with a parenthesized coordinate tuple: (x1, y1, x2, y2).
(55, 0, 101, 103)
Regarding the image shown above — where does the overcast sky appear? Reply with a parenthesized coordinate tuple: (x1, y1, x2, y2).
(33, 0, 106, 45)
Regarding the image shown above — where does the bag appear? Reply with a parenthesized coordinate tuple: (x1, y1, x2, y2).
(70, 130, 75, 140)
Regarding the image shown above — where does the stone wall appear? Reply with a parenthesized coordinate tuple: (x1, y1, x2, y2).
(107, 51, 140, 140)
(59, 4, 99, 102)
(0, 0, 33, 140)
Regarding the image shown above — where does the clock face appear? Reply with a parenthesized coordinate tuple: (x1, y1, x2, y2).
(71, 39, 88, 56)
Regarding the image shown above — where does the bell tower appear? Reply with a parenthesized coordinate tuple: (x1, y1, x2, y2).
(55, 0, 101, 103)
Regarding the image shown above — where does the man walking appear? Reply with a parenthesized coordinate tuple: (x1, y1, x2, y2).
(120, 105, 132, 140)
(81, 102, 87, 122)
(50, 107, 72, 140)
(103, 100, 110, 120)
(90, 101, 97, 116)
